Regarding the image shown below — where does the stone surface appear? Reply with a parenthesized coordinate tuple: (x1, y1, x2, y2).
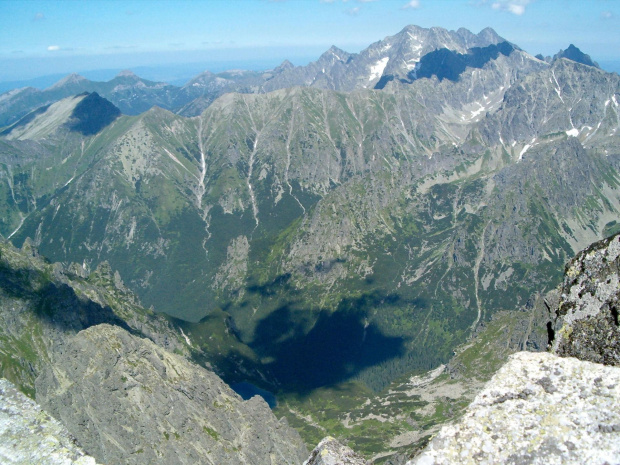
(0, 378, 98, 465)
(304, 437, 369, 465)
(550, 232, 620, 365)
(35, 324, 307, 465)
(408, 351, 620, 465)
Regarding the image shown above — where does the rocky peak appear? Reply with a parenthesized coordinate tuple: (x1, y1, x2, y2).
(274, 59, 295, 73)
(319, 45, 352, 65)
(476, 27, 504, 46)
(116, 69, 139, 79)
(553, 44, 599, 68)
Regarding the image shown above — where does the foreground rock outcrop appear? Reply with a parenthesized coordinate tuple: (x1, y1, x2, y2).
(404, 232, 620, 464)
(0, 378, 99, 465)
(408, 351, 620, 464)
(549, 232, 620, 365)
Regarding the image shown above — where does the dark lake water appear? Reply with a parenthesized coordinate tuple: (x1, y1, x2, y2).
(231, 382, 277, 408)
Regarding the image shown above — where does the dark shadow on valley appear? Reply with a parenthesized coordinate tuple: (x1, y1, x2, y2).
(248, 290, 409, 395)
(0, 259, 135, 335)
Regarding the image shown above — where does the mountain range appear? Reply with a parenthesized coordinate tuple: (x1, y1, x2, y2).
(0, 24, 619, 462)
(0, 25, 585, 127)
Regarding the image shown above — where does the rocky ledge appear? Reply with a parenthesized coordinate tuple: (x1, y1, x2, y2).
(0, 378, 98, 465)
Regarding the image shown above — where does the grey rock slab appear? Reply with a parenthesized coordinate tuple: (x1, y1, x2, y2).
(408, 351, 620, 465)
(0, 378, 99, 465)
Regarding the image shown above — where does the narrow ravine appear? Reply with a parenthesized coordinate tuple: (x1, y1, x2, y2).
(285, 105, 306, 214)
(471, 221, 491, 331)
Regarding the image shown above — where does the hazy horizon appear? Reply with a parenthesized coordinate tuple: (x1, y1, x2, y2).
(1, 0, 619, 91)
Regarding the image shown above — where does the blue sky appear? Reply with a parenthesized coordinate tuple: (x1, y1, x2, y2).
(0, 0, 619, 83)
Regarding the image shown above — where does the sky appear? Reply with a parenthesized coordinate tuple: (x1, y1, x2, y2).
(0, 0, 619, 85)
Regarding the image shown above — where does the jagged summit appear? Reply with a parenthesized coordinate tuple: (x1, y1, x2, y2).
(260, 23, 538, 92)
(553, 44, 599, 68)
(476, 26, 504, 45)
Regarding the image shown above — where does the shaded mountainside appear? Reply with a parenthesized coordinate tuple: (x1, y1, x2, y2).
(0, 240, 307, 464)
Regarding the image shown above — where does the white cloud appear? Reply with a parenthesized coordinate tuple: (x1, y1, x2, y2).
(357, 0, 378, 3)
(47, 45, 60, 51)
(601, 11, 613, 19)
(402, 0, 420, 9)
(491, 0, 531, 15)
(32, 12, 45, 21)
(319, 0, 337, 3)
(345, 6, 361, 15)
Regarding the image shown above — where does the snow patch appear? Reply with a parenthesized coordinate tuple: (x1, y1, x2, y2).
(566, 128, 579, 137)
(369, 57, 390, 82)
(180, 328, 192, 346)
(470, 102, 486, 119)
(518, 138, 537, 160)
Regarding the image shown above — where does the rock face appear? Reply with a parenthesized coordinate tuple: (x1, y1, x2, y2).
(304, 437, 369, 465)
(35, 324, 307, 465)
(550, 232, 620, 365)
(408, 351, 620, 465)
(0, 378, 99, 465)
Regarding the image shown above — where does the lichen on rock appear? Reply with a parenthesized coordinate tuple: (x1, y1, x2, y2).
(549, 232, 620, 365)
(408, 351, 620, 465)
